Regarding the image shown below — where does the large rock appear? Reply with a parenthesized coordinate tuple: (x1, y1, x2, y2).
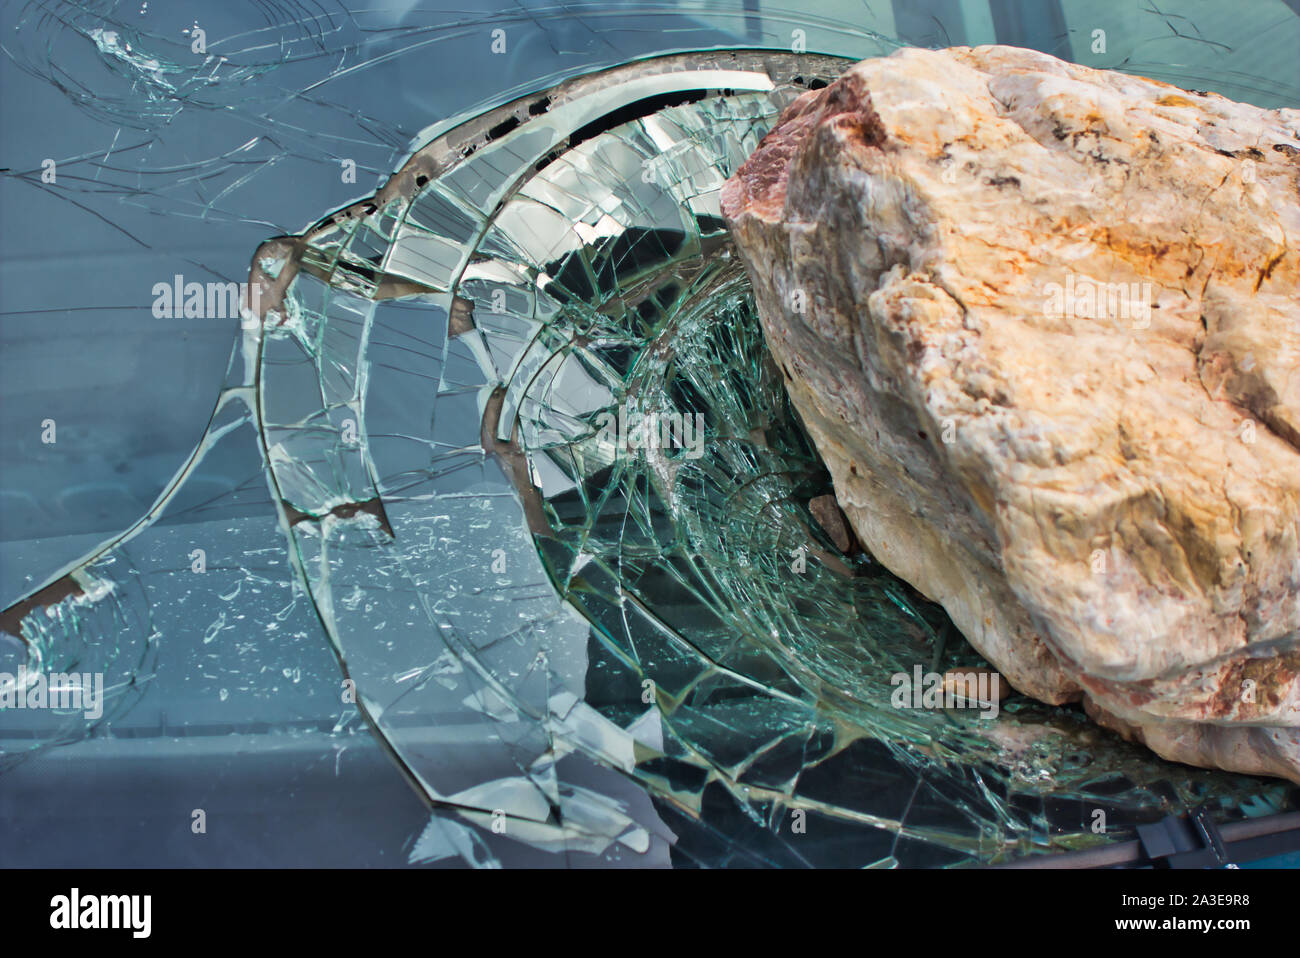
(721, 45, 1300, 782)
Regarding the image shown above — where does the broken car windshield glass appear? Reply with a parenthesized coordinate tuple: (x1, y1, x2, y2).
(3, 2, 1298, 867)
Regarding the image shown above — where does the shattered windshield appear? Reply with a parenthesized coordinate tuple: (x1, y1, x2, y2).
(2, 2, 1297, 867)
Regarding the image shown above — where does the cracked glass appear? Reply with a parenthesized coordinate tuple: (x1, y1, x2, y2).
(3, 2, 1298, 867)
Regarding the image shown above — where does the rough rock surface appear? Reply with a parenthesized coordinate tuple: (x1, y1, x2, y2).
(721, 45, 1300, 782)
